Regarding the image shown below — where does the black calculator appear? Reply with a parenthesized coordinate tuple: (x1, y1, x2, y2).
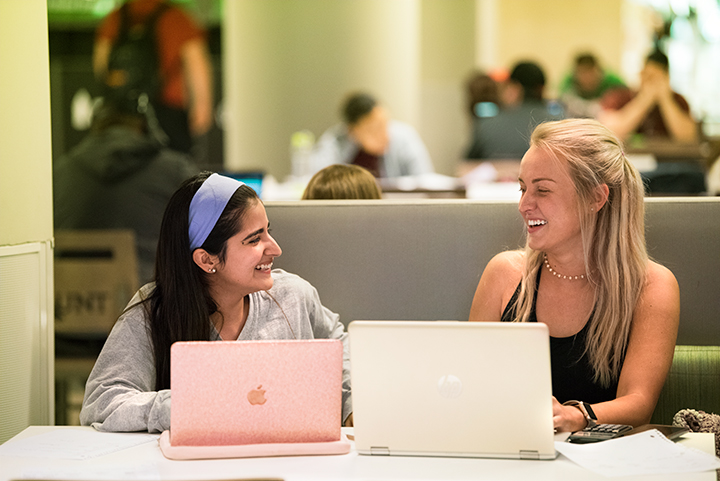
(567, 423, 633, 443)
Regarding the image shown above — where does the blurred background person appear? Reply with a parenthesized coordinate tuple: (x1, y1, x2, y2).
(53, 94, 199, 285)
(598, 49, 702, 195)
(93, 0, 213, 155)
(558, 52, 625, 119)
(311, 92, 434, 178)
(597, 49, 698, 143)
(465, 70, 500, 120)
(302, 164, 382, 200)
(466, 61, 565, 160)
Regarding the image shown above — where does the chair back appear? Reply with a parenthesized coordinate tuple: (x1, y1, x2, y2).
(54, 229, 139, 337)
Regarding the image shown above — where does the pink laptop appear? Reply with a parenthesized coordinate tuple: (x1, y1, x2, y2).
(159, 339, 349, 459)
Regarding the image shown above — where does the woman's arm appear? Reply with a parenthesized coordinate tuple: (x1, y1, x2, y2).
(597, 89, 657, 142)
(319, 303, 353, 426)
(297, 276, 352, 425)
(656, 90, 698, 143)
(92, 37, 112, 81)
(80, 301, 171, 433)
(554, 261, 680, 431)
(644, 65, 697, 143)
(469, 250, 524, 322)
(181, 38, 214, 137)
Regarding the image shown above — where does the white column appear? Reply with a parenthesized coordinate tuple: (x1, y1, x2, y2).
(0, 0, 55, 441)
(223, 0, 421, 179)
(475, 0, 498, 71)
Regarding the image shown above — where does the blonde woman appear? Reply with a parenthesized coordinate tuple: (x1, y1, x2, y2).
(302, 164, 382, 200)
(469, 119, 679, 433)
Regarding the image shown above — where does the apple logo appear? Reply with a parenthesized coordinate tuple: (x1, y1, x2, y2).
(247, 385, 267, 405)
(437, 374, 463, 399)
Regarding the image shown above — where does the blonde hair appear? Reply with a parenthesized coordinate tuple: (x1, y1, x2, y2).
(511, 119, 648, 387)
(302, 164, 382, 200)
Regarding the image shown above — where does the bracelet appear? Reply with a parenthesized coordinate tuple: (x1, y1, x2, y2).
(563, 400, 598, 428)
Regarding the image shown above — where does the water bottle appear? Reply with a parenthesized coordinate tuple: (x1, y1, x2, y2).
(290, 130, 315, 179)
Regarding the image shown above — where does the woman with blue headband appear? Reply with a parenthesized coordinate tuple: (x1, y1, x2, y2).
(80, 171, 352, 432)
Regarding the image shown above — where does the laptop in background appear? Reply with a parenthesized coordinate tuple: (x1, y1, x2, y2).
(221, 171, 264, 198)
(169, 339, 343, 447)
(349, 321, 557, 460)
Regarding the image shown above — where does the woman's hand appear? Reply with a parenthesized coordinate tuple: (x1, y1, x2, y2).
(552, 397, 587, 433)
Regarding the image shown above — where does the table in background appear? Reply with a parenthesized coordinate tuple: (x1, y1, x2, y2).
(626, 139, 711, 195)
(626, 138, 709, 164)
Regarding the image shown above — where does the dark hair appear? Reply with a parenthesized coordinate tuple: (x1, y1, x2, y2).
(149, 171, 259, 390)
(510, 61, 546, 101)
(574, 52, 599, 69)
(465, 71, 499, 116)
(342, 93, 377, 125)
(646, 49, 669, 71)
(91, 98, 148, 134)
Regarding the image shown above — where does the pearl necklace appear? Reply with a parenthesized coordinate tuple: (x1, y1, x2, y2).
(543, 254, 585, 280)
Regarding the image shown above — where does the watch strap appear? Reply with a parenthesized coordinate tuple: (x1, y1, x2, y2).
(563, 400, 598, 428)
(583, 402, 597, 422)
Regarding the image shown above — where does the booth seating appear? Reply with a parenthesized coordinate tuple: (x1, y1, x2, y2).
(266, 197, 720, 425)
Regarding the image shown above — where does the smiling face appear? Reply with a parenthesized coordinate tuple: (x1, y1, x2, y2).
(209, 201, 282, 297)
(518, 145, 583, 255)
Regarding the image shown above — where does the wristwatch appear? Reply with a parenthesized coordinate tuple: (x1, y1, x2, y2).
(563, 400, 598, 428)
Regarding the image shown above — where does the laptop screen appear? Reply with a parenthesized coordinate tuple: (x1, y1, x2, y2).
(349, 321, 557, 459)
(170, 339, 343, 446)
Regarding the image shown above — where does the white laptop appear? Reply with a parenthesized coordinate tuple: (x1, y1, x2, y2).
(348, 321, 557, 460)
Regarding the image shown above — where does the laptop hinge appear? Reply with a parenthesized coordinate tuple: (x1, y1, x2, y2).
(519, 450, 540, 460)
(370, 446, 390, 456)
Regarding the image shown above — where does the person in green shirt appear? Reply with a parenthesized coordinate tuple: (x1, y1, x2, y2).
(559, 52, 625, 119)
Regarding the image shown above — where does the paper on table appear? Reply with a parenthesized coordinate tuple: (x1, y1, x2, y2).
(0, 429, 157, 460)
(555, 429, 720, 478)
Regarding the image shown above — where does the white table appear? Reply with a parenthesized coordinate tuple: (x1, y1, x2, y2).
(1, 426, 715, 481)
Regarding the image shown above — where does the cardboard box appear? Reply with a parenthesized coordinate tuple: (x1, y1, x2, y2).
(54, 230, 139, 337)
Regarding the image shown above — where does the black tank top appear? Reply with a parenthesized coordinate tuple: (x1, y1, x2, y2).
(500, 269, 619, 403)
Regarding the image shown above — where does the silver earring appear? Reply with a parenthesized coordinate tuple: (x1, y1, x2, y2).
(209, 268, 216, 273)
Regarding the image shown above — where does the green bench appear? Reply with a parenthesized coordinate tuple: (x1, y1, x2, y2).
(652, 346, 720, 424)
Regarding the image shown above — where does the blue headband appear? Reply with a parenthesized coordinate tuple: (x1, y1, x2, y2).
(188, 173, 245, 250)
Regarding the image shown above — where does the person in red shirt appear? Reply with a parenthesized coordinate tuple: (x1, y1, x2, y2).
(94, 0, 213, 153)
(598, 50, 697, 143)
